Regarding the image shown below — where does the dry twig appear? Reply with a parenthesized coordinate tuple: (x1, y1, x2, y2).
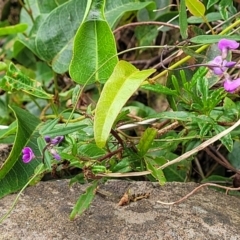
(157, 183, 240, 205)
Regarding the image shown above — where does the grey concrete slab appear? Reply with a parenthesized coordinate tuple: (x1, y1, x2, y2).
(0, 180, 240, 240)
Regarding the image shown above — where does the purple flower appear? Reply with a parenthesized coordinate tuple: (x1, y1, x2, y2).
(224, 78, 240, 93)
(22, 147, 35, 163)
(53, 153, 61, 161)
(44, 136, 51, 143)
(209, 56, 236, 75)
(43, 136, 64, 162)
(51, 136, 64, 145)
(44, 136, 64, 146)
(49, 149, 61, 161)
(218, 39, 239, 59)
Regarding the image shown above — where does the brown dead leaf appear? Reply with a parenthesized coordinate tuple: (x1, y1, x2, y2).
(130, 192, 150, 202)
(118, 191, 130, 206)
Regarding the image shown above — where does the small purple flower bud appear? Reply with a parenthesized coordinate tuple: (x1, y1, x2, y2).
(53, 153, 61, 161)
(224, 78, 240, 93)
(22, 147, 35, 163)
(51, 136, 64, 145)
(225, 61, 237, 67)
(218, 39, 239, 59)
(44, 135, 64, 145)
(49, 148, 61, 160)
(44, 136, 51, 143)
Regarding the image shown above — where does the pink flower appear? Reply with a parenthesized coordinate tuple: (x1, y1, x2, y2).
(218, 39, 239, 59)
(224, 78, 240, 93)
(22, 147, 35, 163)
(209, 56, 236, 75)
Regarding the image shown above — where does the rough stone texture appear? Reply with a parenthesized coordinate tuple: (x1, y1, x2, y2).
(0, 180, 240, 240)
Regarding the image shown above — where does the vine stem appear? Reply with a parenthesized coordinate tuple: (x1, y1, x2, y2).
(157, 183, 240, 205)
(18, 0, 34, 23)
(113, 21, 179, 34)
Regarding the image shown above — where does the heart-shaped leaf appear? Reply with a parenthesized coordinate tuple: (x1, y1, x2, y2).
(20, 0, 153, 74)
(35, 0, 90, 73)
(105, 0, 154, 28)
(69, 0, 118, 85)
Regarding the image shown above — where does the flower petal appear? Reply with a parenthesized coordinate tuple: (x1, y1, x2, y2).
(44, 136, 51, 143)
(218, 39, 239, 51)
(22, 147, 35, 163)
(209, 56, 226, 75)
(53, 153, 61, 161)
(225, 61, 236, 67)
(224, 78, 240, 93)
(22, 147, 31, 154)
(51, 136, 64, 145)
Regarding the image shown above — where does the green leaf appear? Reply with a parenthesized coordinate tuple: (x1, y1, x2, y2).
(201, 175, 231, 184)
(164, 160, 191, 182)
(37, 0, 68, 13)
(188, 12, 222, 24)
(0, 106, 42, 198)
(0, 23, 28, 36)
(172, 75, 181, 94)
(152, 111, 196, 121)
(69, 0, 118, 85)
(35, 0, 90, 73)
(44, 123, 88, 137)
(0, 62, 7, 71)
(196, 77, 209, 106)
(78, 144, 106, 158)
(141, 83, 177, 96)
(179, 0, 188, 39)
(0, 63, 53, 99)
(112, 157, 133, 173)
(0, 121, 17, 140)
(145, 157, 166, 185)
(70, 180, 98, 220)
(198, 122, 212, 137)
(223, 97, 236, 110)
(208, 88, 226, 110)
(207, 0, 219, 9)
(181, 46, 206, 59)
(186, 0, 205, 17)
(105, 0, 154, 28)
(18, 15, 46, 57)
(219, 0, 235, 20)
(228, 141, 240, 170)
(214, 124, 233, 152)
(183, 67, 208, 93)
(94, 60, 155, 148)
(0, 106, 41, 179)
(135, 25, 158, 47)
(153, 153, 191, 182)
(39, 119, 59, 135)
(137, 128, 157, 157)
(190, 35, 240, 44)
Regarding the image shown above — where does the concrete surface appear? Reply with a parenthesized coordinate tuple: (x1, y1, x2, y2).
(0, 180, 240, 240)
